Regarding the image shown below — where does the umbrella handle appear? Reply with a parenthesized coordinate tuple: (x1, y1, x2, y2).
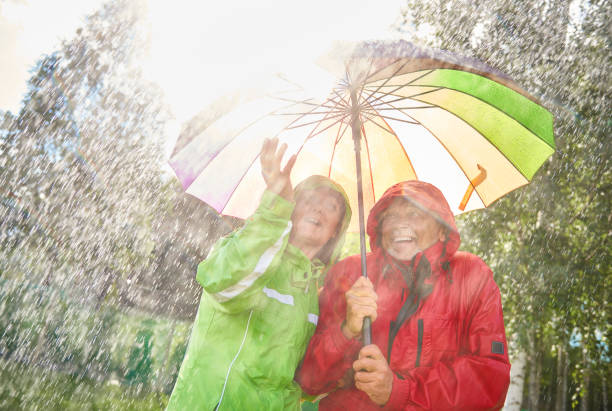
(459, 164, 487, 211)
(362, 317, 372, 345)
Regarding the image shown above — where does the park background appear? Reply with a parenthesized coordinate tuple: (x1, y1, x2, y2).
(0, 0, 609, 409)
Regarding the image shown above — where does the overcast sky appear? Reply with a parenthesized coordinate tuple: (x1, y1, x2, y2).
(1, 0, 405, 123)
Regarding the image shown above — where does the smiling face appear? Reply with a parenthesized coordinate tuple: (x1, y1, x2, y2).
(379, 197, 445, 261)
(289, 186, 344, 259)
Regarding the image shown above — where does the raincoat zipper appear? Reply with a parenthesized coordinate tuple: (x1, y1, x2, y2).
(416, 318, 423, 367)
(215, 309, 253, 410)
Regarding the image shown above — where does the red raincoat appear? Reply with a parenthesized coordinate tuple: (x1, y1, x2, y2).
(296, 181, 510, 410)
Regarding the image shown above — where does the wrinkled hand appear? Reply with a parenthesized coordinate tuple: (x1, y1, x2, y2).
(260, 138, 297, 201)
(342, 277, 378, 339)
(353, 344, 393, 405)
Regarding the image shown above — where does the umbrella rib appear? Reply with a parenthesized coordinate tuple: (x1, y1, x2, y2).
(298, 114, 351, 142)
(285, 112, 348, 130)
(273, 89, 344, 116)
(360, 60, 412, 108)
(274, 108, 347, 116)
(361, 99, 418, 180)
(364, 58, 439, 86)
(374, 115, 420, 124)
(330, 88, 350, 108)
(366, 68, 436, 89)
(335, 120, 350, 145)
(186, 97, 317, 174)
(303, 104, 349, 141)
(362, 93, 417, 108)
(362, 85, 417, 96)
(326, 89, 349, 104)
(363, 106, 433, 111)
(295, 88, 353, 142)
(328, 120, 350, 177)
(361, 97, 421, 125)
(273, 96, 342, 111)
(392, 87, 444, 100)
(355, 56, 379, 107)
(363, 57, 403, 81)
(361, 115, 402, 137)
(276, 94, 348, 132)
(363, 86, 444, 109)
(362, 69, 436, 109)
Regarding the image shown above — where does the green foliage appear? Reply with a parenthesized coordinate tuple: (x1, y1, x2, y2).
(340, 231, 370, 259)
(0, 279, 192, 406)
(163, 339, 188, 394)
(0, 359, 168, 410)
(124, 321, 155, 388)
(0, 0, 230, 407)
(0, 283, 40, 359)
(398, 0, 611, 407)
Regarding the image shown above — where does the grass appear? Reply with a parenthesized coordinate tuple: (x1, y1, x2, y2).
(0, 359, 168, 411)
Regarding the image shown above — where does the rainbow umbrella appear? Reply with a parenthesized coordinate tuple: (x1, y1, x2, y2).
(169, 40, 555, 341)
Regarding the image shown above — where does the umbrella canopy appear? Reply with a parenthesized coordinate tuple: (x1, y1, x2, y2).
(170, 39, 555, 344)
(170, 39, 554, 233)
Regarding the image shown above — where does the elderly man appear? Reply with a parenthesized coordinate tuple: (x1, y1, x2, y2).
(167, 138, 351, 410)
(297, 181, 510, 410)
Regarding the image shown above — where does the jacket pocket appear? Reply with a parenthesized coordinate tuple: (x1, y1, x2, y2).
(420, 316, 459, 366)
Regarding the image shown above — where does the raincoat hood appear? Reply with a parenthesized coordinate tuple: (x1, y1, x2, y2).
(366, 180, 460, 260)
(294, 175, 352, 269)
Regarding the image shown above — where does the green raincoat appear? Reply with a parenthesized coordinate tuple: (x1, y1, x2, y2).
(167, 177, 351, 410)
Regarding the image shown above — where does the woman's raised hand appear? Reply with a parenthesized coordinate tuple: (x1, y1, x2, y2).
(260, 138, 297, 201)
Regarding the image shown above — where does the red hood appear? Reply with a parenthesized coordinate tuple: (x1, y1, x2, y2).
(367, 181, 460, 260)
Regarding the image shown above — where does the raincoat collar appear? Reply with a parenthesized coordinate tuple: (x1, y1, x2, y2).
(286, 242, 324, 291)
(375, 238, 450, 284)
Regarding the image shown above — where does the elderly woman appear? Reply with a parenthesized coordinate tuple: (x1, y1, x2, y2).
(167, 138, 351, 410)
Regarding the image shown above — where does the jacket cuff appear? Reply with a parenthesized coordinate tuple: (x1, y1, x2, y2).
(382, 373, 410, 410)
(259, 189, 294, 219)
(329, 321, 362, 354)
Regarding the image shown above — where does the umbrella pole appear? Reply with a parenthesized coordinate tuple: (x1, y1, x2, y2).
(350, 88, 372, 346)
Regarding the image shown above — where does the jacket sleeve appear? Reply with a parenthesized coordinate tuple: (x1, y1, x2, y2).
(296, 257, 363, 394)
(196, 190, 294, 313)
(383, 258, 510, 411)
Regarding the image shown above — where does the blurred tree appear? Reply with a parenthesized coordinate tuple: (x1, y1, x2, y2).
(397, 0, 611, 409)
(0, 0, 234, 392)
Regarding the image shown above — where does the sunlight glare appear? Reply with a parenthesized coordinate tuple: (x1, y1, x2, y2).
(141, 0, 404, 125)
